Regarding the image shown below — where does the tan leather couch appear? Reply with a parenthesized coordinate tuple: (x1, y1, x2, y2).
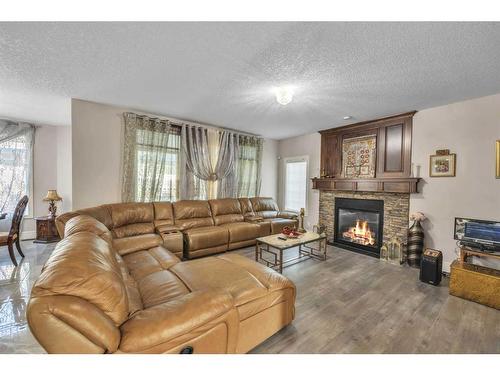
(55, 197, 298, 260)
(28, 214, 296, 354)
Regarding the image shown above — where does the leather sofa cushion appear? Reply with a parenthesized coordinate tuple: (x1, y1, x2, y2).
(119, 290, 235, 353)
(64, 215, 113, 246)
(209, 198, 244, 226)
(55, 205, 112, 237)
(159, 232, 183, 257)
(173, 200, 214, 230)
(153, 202, 174, 222)
(265, 218, 298, 234)
(115, 254, 143, 316)
(109, 203, 155, 238)
(184, 226, 229, 251)
(112, 223, 155, 239)
(137, 270, 190, 309)
(171, 254, 296, 320)
(216, 254, 296, 320)
(238, 198, 254, 216)
(250, 197, 279, 217)
(113, 233, 163, 256)
(123, 246, 181, 280)
(153, 202, 174, 229)
(255, 221, 272, 237)
(31, 232, 129, 326)
(77, 205, 113, 229)
(171, 256, 268, 306)
(218, 222, 260, 243)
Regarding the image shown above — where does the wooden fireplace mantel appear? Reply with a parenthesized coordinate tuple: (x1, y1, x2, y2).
(313, 111, 421, 194)
(311, 177, 421, 194)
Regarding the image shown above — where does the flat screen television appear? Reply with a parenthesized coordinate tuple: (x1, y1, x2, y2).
(454, 217, 500, 251)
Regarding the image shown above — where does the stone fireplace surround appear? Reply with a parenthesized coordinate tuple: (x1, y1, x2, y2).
(319, 190, 410, 255)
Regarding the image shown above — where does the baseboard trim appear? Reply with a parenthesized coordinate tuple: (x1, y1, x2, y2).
(20, 231, 36, 241)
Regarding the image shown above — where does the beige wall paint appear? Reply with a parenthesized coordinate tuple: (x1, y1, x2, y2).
(71, 99, 124, 209)
(411, 93, 500, 270)
(71, 99, 279, 209)
(56, 126, 72, 213)
(277, 93, 500, 271)
(277, 132, 321, 230)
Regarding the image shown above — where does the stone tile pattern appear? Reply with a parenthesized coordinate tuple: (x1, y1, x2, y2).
(319, 191, 410, 246)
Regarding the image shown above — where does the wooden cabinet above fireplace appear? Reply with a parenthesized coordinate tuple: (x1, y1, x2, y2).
(313, 111, 421, 194)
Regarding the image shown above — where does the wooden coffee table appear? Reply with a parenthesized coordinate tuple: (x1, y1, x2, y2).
(255, 231, 327, 273)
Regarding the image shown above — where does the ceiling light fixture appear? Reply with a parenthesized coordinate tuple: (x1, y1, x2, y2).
(273, 85, 295, 106)
(343, 116, 352, 120)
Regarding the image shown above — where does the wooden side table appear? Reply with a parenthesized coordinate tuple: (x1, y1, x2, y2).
(34, 216, 60, 243)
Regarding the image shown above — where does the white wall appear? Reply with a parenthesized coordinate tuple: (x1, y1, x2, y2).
(71, 99, 280, 209)
(277, 132, 321, 230)
(411, 93, 500, 270)
(276, 93, 500, 270)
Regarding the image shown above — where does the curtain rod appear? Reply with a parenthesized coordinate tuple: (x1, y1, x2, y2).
(124, 112, 261, 138)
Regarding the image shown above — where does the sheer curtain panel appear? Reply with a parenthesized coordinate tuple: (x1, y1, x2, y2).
(0, 119, 35, 217)
(180, 125, 239, 200)
(237, 135, 263, 197)
(122, 113, 180, 202)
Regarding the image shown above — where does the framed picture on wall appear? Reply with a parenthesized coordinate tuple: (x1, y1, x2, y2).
(496, 140, 500, 178)
(429, 152, 456, 177)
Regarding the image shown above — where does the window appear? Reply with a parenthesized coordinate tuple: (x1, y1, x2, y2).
(284, 157, 308, 212)
(0, 134, 33, 215)
(134, 128, 181, 202)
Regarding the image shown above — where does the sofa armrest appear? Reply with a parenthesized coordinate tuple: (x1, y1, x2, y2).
(277, 211, 298, 220)
(27, 295, 121, 353)
(155, 224, 182, 234)
(119, 290, 238, 353)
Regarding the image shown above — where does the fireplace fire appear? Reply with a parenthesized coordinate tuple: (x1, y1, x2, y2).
(334, 197, 384, 257)
(342, 219, 376, 246)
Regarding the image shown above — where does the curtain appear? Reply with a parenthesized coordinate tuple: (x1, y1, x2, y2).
(122, 113, 180, 202)
(237, 135, 263, 197)
(180, 125, 239, 200)
(0, 119, 35, 215)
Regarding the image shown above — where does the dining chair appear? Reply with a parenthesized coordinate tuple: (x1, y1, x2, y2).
(0, 195, 29, 266)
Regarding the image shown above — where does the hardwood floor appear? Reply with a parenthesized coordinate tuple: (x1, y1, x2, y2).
(235, 246, 500, 354)
(0, 241, 498, 354)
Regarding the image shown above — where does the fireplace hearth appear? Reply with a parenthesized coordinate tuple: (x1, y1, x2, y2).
(334, 197, 384, 258)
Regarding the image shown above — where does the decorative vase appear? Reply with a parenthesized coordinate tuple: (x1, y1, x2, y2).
(407, 220, 424, 268)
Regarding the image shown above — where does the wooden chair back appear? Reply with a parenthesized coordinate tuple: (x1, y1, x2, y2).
(9, 195, 29, 238)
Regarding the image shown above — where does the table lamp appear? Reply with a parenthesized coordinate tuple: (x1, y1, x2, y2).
(43, 190, 62, 218)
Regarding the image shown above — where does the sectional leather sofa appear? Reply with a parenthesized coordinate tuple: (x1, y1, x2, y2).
(28, 214, 296, 353)
(54, 197, 298, 259)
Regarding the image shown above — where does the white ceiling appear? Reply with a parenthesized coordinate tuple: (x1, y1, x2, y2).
(1, 22, 500, 139)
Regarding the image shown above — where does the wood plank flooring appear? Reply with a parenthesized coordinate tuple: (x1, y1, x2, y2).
(0, 241, 498, 353)
(234, 246, 500, 354)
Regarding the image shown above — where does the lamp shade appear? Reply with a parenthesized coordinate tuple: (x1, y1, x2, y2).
(43, 190, 62, 202)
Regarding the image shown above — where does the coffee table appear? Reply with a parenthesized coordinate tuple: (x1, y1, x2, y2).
(255, 231, 327, 273)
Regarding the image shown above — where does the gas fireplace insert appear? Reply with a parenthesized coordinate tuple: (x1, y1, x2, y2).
(334, 198, 384, 257)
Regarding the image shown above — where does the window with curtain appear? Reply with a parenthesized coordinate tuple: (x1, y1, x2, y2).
(122, 113, 181, 202)
(284, 157, 308, 212)
(237, 136, 263, 197)
(0, 120, 35, 216)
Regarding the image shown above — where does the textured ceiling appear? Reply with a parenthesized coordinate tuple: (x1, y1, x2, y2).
(1, 22, 500, 139)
